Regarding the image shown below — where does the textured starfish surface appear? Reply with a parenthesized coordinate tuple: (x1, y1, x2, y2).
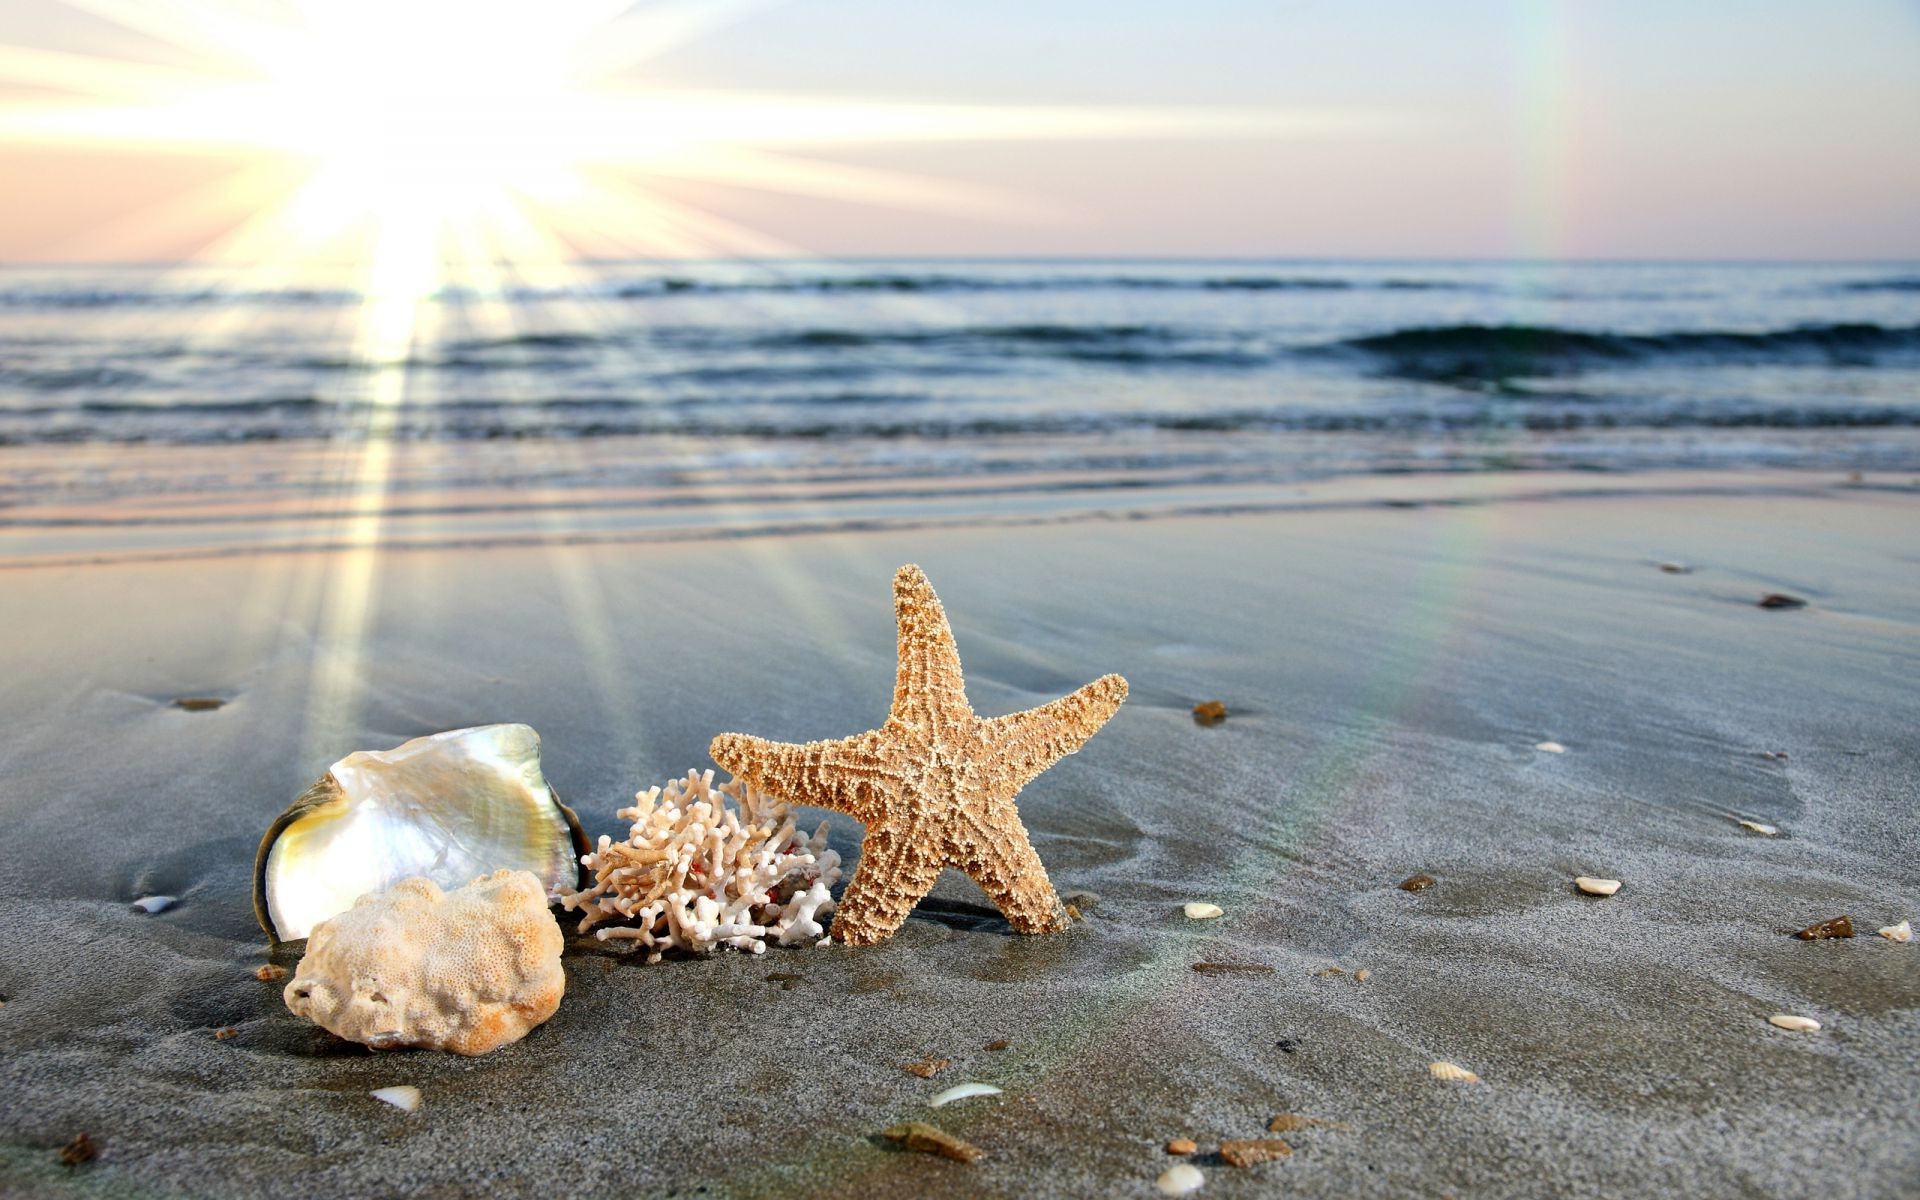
(710, 564, 1128, 946)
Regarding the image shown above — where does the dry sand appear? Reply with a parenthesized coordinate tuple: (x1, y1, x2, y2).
(0, 464, 1916, 1197)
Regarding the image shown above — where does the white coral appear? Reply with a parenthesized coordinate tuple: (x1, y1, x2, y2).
(558, 769, 841, 961)
(284, 869, 565, 1056)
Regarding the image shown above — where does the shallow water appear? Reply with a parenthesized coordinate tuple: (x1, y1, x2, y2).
(2, 260, 1916, 483)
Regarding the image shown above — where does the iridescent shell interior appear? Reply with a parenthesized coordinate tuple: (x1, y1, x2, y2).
(254, 724, 585, 941)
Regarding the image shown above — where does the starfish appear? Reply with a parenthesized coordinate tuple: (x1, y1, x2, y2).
(710, 564, 1128, 946)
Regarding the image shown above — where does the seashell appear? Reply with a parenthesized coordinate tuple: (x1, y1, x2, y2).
(370, 1085, 421, 1112)
(1736, 819, 1779, 836)
(254, 725, 587, 942)
(1878, 920, 1912, 943)
(287, 871, 564, 1055)
(1428, 1061, 1479, 1083)
(1156, 1163, 1205, 1194)
(1767, 1014, 1820, 1033)
(1534, 741, 1566, 754)
(131, 895, 175, 914)
(1165, 1138, 1197, 1155)
(1575, 876, 1622, 896)
(1183, 902, 1224, 920)
(929, 1082, 1002, 1108)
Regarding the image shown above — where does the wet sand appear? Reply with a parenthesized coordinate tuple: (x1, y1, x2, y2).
(0, 466, 1916, 1197)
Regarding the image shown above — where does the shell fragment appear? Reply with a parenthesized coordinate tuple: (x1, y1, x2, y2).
(1575, 876, 1622, 896)
(1737, 819, 1779, 836)
(1878, 920, 1911, 943)
(370, 1085, 422, 1112)
(131, 895, 175, 914)
(1428, 1061, 1480, 1083)
(1183, 902, 1224, 920)
(1768, 1014, 1821, 1033)
(1156, 1163, 1205, 1195)
(1534, 741, 1566, 754)
(928, 1083, 1002, 1108)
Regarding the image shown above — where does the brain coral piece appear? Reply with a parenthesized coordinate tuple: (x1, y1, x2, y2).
(558, 769, 842, 962)
(284, 869, 565, 1056)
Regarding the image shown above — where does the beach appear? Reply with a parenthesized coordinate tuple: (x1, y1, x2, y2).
(1, 458, 1915, 1197)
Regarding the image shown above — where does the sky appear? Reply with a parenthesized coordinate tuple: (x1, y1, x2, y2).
(0, 0, 1916, 262)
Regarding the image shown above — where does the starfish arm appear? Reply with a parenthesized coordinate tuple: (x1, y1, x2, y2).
(982, 673, 1129, 791)
(956, 818, 1070, 934)
(831, 829, 944, 946)
(709, 730, 897, 824)
(889, 564, 973, 732)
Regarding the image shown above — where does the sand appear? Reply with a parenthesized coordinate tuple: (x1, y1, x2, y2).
(0, 462, 1916, 1197)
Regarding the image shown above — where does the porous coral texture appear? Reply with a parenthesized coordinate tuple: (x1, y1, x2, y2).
(558, 770, 841, 962)
(284, 869, 564, 1056)
(711, 564, 1127, 946)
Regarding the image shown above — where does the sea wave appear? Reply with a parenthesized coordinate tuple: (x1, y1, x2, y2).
(0, 272, 1477, 311)
(6, 395, 1918, 447)
(1334, 322, 1920, 380)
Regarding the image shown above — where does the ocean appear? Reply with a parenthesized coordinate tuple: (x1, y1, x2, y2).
(2, 258, 1917, 487)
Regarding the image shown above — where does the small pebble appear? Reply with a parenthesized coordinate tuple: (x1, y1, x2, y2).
(1220, 1138, 1292, 1167)
(1156, 1163, 1205, 1195)
(1398, 873, 1437, 892)
(1768, 1014, 1821, 1033)
(1165, 1138, 1197, 1156)
(881, 1121, 982, 1164)
(1183, 902, 1224, 920)
(1268, 1113, 1349, 1133)
(1760, 750, 1790, 761)
(370, 1085, 421, 1113)
(1575, 876, 1622, 897)
(1757, 593, 1807, 610)
(1658, 562, 1692, 574)
(1192, 962, 1274, 975)
(171, 697, 225, 712)
(903, 1056, 952, 1079)
(214, 1027, 238, 1040)
(1736, 819, 1779, 836)
(1428, 1061, 1479, 1083)
(1535, 741, 1566, 754)
(254, 964, 287, 982)
(983, 1038, 1010, 1051)
(1878, 920, 1912, 943)
(1192, 700, 1227, 726)
(1353, 968, 1371, 983)
(58, 1133, 95, 1167)
(1796, 915, 1854, 940)
(131, 896, 175, 914)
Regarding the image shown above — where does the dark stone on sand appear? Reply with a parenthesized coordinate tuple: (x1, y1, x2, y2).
(1192, 700, 1228, 726)
(1399, 873, 1437, 892)
(1274, 1038, 1299, 1053)
(170, 697, 225, 711)
(1658, 562, 1692, 574)
(59, 1133, 95, 1167)
(1758, 593, 1808, 609)
(1796, 915, 1854, 940)
(983, 1038, 1010, 1051)
(1193, 962, 1276, 975)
